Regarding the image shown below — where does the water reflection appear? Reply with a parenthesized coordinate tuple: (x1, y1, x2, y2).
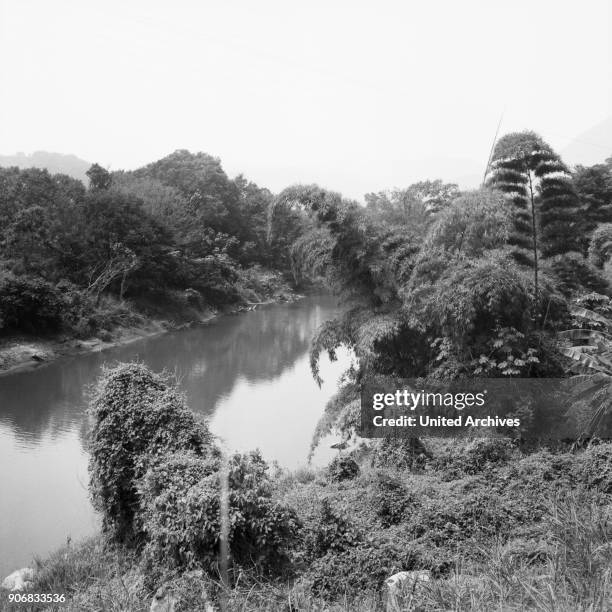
(0, 295, 345, 575)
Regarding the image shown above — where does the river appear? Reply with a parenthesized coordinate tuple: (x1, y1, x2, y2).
(0, 294, 348, 577)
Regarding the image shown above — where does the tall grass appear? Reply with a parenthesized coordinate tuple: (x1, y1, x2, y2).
(407, 493, 612, 612)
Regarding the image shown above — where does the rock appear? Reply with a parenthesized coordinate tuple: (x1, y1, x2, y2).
(150, 585, 176, 612)
(384, 570, 431, 611)
(2, 568, 35, 591)
(30, 354, 44, 362)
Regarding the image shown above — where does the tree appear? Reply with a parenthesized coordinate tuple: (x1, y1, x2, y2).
(573, 164, 612, 254)
(487, 131, 581, 299)
(0, 167, 87, 281)
(85, 242, 138, 304)
(365, 180, 459, 229)
(588, 223, 612, 269)
(86, 163, 112, 190)
(424, 189, 510, 257)
(285, 184, 568, 449)
(80, 189, 176, 295)
(111, 172, 189, 234)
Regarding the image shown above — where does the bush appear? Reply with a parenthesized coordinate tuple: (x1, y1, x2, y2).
(546, 251, 610, 296)
(431, 438, 515, 478)
(571, 443, 612, 494)
(140, 450, 300, 575)
(406, 481, 524, 545)
(305, 539, 432, 600)
(303, 498, 361, 560)
(0, 271, 64, 333)
(88, 363, 215, 543)
(327, 456, 360, 482)
(181, 253, 242, 305)
(369, 472, 413, 527)
(371, 437, 431, 470)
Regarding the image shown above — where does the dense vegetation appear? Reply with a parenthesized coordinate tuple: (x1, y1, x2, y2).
(292, 133, 612, 448)
(0, 151, 308, 341)
(8, 133, 612, 610)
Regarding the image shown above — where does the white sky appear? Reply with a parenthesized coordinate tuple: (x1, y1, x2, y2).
(0, 0, 610, 200)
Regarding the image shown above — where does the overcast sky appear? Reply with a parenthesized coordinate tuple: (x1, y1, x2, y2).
(1, 0, 610, 200)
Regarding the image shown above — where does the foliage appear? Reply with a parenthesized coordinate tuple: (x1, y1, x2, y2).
(574, 163, 612, 255)
(468, 327, 541, 377)
(364, 179, 459, 227)
(140, 450, 301, 575)
(486, 131, 581, 299)
(0, 270, 64, 333)
(424, 189, 510, 257)
(368, 471, 413, 527)
(430, 438, 516, 478)
(370, 437, 431, 470)
(558, 304, 612, 438)
(546, 251, 610, 297)
(327, 456, 360, 482)
(302, 497, 362, 560)
(589, 223, 612, 269)
(305, 543, 421, 600)
(0, 153, 310, 343)
(88, 363, 214, 542)
(86, 163, 112, 190)
(30, 440, 612, 611)
(290, 180, 572, 450)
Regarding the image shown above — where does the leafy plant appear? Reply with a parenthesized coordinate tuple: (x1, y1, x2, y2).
(560, 304, 612, 437)
(140, 450, 301, 575)
(0, 270, 64, 333)
(327, 456, 360, 482)
(88, 363, 214, 543)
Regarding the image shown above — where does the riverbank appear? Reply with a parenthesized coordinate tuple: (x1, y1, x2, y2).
(0, 268, 301, 376)
(9, 439, 612, 611)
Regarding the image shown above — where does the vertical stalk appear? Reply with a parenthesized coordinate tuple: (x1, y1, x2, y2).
(527, 168, 539, 305)
(219, 452, 230, 611)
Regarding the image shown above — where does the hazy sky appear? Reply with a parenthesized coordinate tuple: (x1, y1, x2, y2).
(1, 0, 610, 200)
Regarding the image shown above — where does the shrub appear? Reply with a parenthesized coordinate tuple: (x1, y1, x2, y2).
(589, 223, 612, 268)
(303, 498, 361, 560)
(406, 479, 528, 546)
(369, 471, 413, 527)
(140, 450, 301, 575)
(571, 443, 612, 494)
(371, 437, 431, 470)
(327, 456, 360, 482)
(431, 438, 515, 478)
(182, 253, 242, 305)
(88, 363, 215, 543)
(305, 539, 432, 600)
(546, 251, 610, 296)
(0, 271, 64, 333)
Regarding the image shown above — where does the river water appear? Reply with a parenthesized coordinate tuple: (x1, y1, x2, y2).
(0, 295, 348, 577)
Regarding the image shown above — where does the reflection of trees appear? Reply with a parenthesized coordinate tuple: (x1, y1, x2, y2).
(133, 296, 339, 416)
(0, 352, 105, 446)
(0, 295, 339, 443)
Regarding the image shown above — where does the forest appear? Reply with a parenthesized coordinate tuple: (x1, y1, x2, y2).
(4, 130, 612, 611)
(0, 150, 308, 344)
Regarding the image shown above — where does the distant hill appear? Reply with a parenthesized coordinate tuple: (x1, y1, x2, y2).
(562, 116, 612, 167)
(0, 151, 92, 182)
